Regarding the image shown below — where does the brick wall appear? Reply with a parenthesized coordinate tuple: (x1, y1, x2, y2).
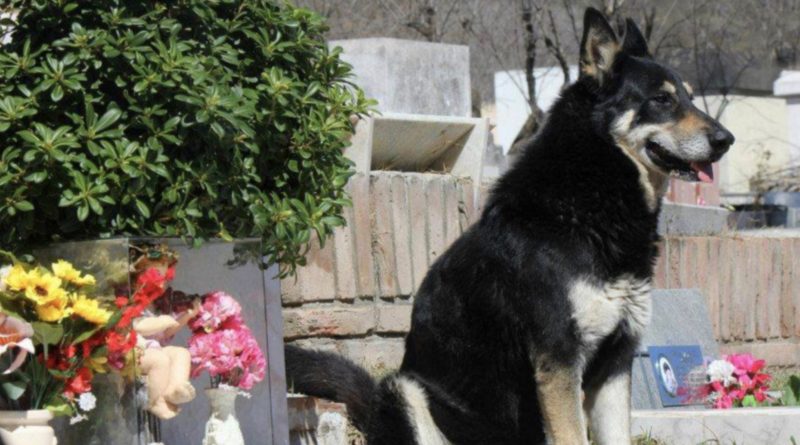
(654, 235, 800, 366)
(282, 171, 800, 370)
(281, 172, 481, 373)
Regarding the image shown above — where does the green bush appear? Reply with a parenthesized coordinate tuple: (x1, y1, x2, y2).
(0, 0, 372, 272)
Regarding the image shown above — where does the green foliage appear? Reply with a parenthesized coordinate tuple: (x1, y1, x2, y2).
(0, 0, 372, 272)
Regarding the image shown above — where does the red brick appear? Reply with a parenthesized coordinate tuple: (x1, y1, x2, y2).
(390, 175, 414, 296)
(332, 211, 358, 300)
(780, 239, 794, 338)
(794, 239, 800, 339)
(755, 238, 770, 340)
(666, 237, 682, 289)
(706, 237, 721, 338)
(444, 176, 462, 247)
(371, 174, 398, 297)
(717, 238, 733, 341)
(458, 179, 476, 230)
(653, 240, 667, 288)
(350, 174, 376, 297)
(376, 304, 413, 334)
(767, 239, 782, 339)
(407, 175, 430, 290)
(426, 177, 446, 263)
(283, 306, 374, 339)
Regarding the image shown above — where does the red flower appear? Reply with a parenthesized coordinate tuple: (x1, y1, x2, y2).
(64, 367, 93, 398)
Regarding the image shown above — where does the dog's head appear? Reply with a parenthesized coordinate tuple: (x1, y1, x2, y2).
(580, 8, 734, 184)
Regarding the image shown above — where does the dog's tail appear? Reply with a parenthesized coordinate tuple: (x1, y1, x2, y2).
(284, 344, 376, 431)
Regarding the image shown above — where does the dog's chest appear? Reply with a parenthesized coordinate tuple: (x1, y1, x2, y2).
(567, 276, 652, 350)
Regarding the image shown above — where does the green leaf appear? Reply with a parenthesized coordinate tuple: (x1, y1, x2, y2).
(1, 381, 27, 401)
(741, 394, 758, 407)
(14, 201, 34, 212)
(32, 322, 64, 345)
(94, 108, 121, 132)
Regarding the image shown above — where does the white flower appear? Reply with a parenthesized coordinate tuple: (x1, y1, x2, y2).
(707, 359, 736, 386)
(70, 414, 88, 425)
(77, 392, 97, 412)
(0, 265, 11, 292)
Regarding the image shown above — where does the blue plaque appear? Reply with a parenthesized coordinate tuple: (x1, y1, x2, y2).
(647, 345, 704, 407)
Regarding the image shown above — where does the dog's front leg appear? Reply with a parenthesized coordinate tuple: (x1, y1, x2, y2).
(535, 361, 589, 445)
(583, 369, 631, 445)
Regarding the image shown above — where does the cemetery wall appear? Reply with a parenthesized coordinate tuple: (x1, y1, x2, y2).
(282, 176, 800, 371)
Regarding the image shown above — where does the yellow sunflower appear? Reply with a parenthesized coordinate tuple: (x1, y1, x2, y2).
(52, 260, 96, 286)
(3, 265, 34, 292)
(70, 294, 112, 325)
(35, 295, 71, 322)
(24, 271, 66, 306)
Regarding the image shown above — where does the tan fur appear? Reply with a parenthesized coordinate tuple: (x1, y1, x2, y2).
(609, 110, 669, 210)
(535, 363, 589, 445)
(661, 81, 677, 95)
(676, 113, 708, 134)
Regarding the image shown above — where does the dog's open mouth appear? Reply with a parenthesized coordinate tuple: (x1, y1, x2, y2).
(645, 141, 714, 183)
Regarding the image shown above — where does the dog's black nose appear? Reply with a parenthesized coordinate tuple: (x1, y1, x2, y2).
(709, 126, 735, 154)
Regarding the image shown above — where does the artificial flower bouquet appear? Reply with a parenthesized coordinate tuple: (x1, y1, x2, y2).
(188, 291, 266, 391)
(697, 353, 772, 409)
(0, 252, 115, 421)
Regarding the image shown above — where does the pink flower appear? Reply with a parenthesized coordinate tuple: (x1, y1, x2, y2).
(189, 326, 266, 390)
(190, 291, 243, 333)
(0, 313, 35, 374)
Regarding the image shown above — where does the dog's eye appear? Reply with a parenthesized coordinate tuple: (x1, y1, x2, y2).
(651, 93, 673, 105)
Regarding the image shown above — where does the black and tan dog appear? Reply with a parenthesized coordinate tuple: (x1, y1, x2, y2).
(286, 8, 733, 445)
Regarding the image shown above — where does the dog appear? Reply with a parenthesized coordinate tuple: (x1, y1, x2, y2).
(285, 8, 733, 445)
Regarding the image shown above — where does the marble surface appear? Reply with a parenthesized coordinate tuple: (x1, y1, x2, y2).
(633, 407, 800, 445)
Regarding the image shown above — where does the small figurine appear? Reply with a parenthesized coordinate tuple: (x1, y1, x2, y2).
(134, 300, 201, 419)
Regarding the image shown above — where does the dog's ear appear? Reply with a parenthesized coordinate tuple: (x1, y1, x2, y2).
(622, 18, 650, 57)
(579, 7, 620, 83)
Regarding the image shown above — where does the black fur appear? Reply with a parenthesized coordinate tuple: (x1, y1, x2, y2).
(284, 345, 376, 431)
(285, 8, 732, 444)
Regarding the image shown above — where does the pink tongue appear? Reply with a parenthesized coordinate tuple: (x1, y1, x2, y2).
(690, 162, 714, 183)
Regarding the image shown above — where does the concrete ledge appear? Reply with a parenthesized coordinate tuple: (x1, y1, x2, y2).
(658, 202, 731, 236)
(633, 407, 800, 445)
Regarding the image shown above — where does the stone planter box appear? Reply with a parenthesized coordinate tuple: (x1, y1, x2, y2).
(633, 407, 800, 445)
(35, 238, 287, 445)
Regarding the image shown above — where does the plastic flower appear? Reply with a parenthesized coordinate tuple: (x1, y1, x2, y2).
(23, 270, 66, 306)
(64, 367, 93, 398)
(190, 291, 243, 333)
(52, 260, 96, 286)
(35, 293, 71, 322)
(189, 326, 266, 390)
(0, 313, 35, 374)
(3, 265, 33, 292)
(77, 392, 97, 411)
(70, 294, 112, 325)
(707, 359, 736, 387)
(0, 265, 12, 292)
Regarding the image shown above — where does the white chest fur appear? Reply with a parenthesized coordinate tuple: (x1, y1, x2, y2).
(567, 276, 652, 352)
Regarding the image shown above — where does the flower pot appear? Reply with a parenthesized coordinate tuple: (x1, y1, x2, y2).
(0, 410, 57, 445)
(202, 388, 244, 445)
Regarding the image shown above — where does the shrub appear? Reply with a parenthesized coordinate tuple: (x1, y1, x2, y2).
(0, 1, 372, 272)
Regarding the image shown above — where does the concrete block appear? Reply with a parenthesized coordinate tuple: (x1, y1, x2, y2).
(288, 396, 354, 445)
(376, 304, 413, 334)
(658, 202, 731, 236)
(330, 38, 471, 117)
(345, 114, 489, 186)
(283, 306, 374, 339)
(443, 176, 462, 246)
(339, 338, 405, 375)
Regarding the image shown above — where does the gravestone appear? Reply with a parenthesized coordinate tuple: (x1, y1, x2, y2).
(632, 289, 719, 410)
(329, 38, 471, 117)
